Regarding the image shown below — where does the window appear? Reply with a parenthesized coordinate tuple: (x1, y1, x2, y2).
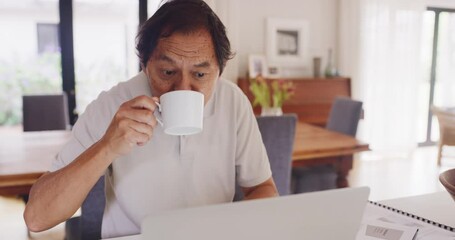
(148, 0, 161, 17)
(73, 0, 139, 114)
(0, 0, 150, 128)
(0, 1, 61, 127)
(37, 23, 60, 54)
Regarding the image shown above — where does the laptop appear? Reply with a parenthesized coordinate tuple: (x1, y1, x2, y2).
(141, 186, 370, 240)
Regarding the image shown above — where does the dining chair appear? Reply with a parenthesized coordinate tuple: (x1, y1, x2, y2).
(22, 93, 70, 131)
(431, 106, 455, 165)
(292, 96, 363, 194)
(65, 176, 105, 240)
(291, 166, 338, 193)
(234, 114, 297, 200)
(326, 96, 363, 136)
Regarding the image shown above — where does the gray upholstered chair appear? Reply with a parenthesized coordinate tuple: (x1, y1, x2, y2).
(65, 176, 105, 240)
(292, 97, 363, 194)
(326, 96, 363, 136)
(234, 114, 297, 200)
(291, 166, 338, 193)
(22, 93, 70, 131)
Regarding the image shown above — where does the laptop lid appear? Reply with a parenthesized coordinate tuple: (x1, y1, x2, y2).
(141, 187, 370, 240)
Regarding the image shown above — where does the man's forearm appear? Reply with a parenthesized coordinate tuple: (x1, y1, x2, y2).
(24, 140, 115, 232)
(243, 177, 278, 200)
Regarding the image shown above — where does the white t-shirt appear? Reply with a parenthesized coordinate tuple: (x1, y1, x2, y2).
(51, 71, 272, 238)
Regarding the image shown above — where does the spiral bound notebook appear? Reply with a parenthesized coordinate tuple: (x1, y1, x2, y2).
(359, 192, 455, 239)
(368, 201, 454, 232)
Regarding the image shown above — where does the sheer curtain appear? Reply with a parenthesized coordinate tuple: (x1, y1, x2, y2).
(339, 0, 426, 151)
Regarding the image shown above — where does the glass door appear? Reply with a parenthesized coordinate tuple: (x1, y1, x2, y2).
(418, 8, 455, 145)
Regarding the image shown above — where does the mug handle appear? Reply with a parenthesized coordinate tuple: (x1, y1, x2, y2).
(154, 101, 164, 127)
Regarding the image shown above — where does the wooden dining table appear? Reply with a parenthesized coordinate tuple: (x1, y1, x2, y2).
(0, 123, 368, 196)
(0, 130, 72, 196)
(292, 122, 369, 188)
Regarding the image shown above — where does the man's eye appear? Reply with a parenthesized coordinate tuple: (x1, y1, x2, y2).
(163, 70, 175, 76)
(195, 72, 205, 78)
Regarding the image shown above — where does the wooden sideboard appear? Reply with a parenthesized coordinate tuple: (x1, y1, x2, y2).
(237, 77, 352, 126)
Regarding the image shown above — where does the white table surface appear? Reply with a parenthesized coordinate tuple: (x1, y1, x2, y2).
(379, 191, 455, 228)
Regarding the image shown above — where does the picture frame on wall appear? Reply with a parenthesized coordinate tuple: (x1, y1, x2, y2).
(248, 54, 268, 78)
(266, 18, 309, 67)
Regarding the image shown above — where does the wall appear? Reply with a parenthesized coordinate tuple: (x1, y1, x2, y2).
(214, 0, 340, 82)
(214, 0, 454, 83)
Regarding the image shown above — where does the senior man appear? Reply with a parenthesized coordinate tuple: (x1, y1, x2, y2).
(24, 0, 278, 238)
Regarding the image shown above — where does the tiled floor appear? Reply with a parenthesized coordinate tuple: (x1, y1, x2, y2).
(0, 146, 453, 239)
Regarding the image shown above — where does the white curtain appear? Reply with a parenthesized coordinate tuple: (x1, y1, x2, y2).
(339, 0, 426, 151)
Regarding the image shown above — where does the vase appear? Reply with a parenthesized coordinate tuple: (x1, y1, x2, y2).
(261, 107, 283, 116)
(313, 57, 321, 78)
(324, 48, 338, 78)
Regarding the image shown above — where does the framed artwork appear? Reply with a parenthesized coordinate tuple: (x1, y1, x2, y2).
(266, 18, 309, 67)
(248, 54, 268, 78)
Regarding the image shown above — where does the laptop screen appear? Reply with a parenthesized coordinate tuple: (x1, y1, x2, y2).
(141, 187, 370, 240)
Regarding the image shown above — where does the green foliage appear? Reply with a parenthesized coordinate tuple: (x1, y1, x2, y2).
(249, 76, 294, 108)
(0, 52, 126, 126)
(271, 80, 294, 108)
(0, 53, 62, 125)
(249, 76, 271, 108)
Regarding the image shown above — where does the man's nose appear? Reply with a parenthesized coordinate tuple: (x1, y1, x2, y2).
(174, 73, 192, 90)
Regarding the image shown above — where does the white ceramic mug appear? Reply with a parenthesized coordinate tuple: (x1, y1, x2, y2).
(155, 90, 204, 136)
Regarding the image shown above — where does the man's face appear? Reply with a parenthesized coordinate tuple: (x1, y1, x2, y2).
(145, 28, 220, 105)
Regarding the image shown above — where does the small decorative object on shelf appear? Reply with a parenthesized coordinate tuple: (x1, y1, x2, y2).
(324, 48, 339, 78)
(249, 75, 295, 116)
(313, 57, 322, 78)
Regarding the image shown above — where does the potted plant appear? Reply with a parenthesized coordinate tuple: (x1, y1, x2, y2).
(249, 75, 294, 116)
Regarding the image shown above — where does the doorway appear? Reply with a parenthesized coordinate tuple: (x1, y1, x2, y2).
(418, 7, 455, 146)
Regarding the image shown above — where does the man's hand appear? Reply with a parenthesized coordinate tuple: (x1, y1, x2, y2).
(100, 95, 160, 158)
